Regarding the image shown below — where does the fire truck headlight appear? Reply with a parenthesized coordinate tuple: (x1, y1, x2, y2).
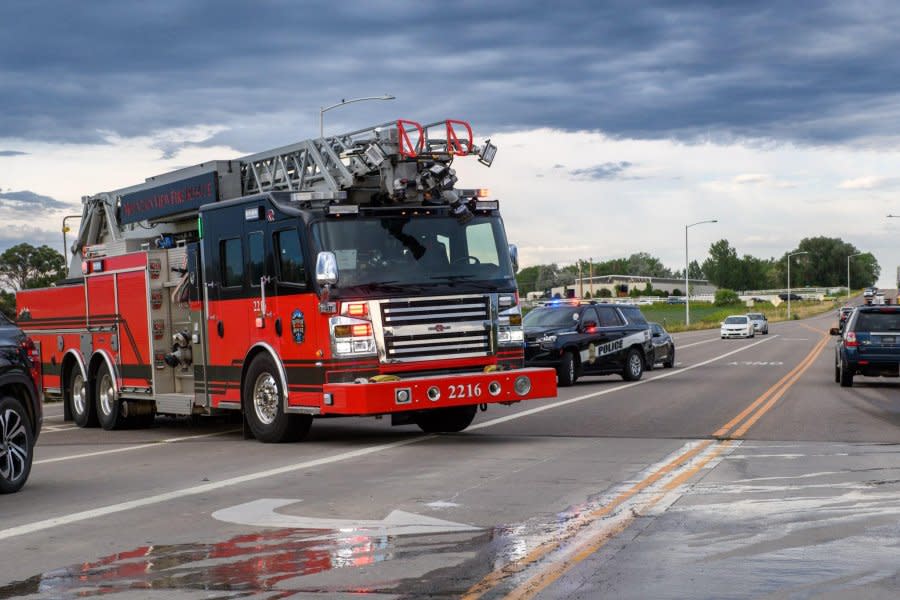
(514, 376, 532, 396)
(488, 381, 502, 396)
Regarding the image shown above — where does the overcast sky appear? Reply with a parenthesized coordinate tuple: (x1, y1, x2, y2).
(4, 0, 900, 286)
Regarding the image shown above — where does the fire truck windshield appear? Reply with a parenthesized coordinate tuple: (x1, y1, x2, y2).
(311, 215, 515, 295)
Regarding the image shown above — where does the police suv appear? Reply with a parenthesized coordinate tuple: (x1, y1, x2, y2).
(523, 300, 653, 386)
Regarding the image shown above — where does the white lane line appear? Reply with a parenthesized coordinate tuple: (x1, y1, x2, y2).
(0, 334, 780, 542)
(0, 436, 427, 541)
(677, 338, 720, 349)
(34, 430, 241, 465)
(469, 335, 779, 431)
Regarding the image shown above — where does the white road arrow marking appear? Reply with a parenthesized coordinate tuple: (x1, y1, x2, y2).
(212, 498, 481, 538)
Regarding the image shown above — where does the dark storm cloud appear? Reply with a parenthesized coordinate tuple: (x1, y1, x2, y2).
(0, 190, 74, 211)
(570, 162, 635, 180)
(0, 150, 27, 156)
(4, 1, 900, 149)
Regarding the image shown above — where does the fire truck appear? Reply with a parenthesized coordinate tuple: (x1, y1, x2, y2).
(16, 118, 557, 442)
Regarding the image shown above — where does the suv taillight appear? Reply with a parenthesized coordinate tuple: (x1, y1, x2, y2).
(844, 331, 859, 348)
(21, 337, 42, 386)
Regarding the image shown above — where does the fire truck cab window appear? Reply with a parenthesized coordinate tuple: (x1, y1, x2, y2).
(248, 231, 264, 287)
(220, 238, 243, 288)
(464, 222, 500, 266)
(275, 229, 305, 285)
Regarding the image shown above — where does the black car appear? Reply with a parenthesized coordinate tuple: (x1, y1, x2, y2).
(832, 305, 900, 387)
(778, 293, 802, 301)
(0, 312, 42, 494)
(523, 301, 653, 386)
(648, 322, 675, 369)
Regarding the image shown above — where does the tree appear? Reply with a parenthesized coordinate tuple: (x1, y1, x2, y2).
(702, 239, 742, 290)
(782, 237, 879, 288)
(714, 288, 740, 306)
(0, 243, 67, 291)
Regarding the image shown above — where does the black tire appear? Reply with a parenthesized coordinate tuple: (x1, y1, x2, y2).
(0, 395, 33, 494)
(413, 405, 478, 433)
(834, 360, 840, 383)
(96, 362, 125, 431)
(839, 360, 854, 388)
(68, 364, 97, 428)
(622, 348, 644, 381)
(663, 346, 675, 369)
(243, 354, 311, 443)
(557, 351, 577, 387)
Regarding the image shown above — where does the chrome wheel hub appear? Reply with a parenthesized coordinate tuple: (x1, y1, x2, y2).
(72, 373, 86, 416)
(0, 407, 28, 483)
(629, 354, 642, 376)
(253, 373, 279, 425)
(99, 373, 115, 416)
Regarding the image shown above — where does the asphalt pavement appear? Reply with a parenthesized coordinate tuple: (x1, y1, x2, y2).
(1, 308, 898, 599)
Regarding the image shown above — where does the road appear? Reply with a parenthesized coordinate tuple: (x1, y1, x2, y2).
(2, 308, 899, 599)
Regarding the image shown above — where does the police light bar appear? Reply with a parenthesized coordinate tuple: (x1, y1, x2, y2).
(478, 140, 497, 167)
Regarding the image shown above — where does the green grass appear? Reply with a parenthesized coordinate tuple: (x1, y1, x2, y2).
(643, 300, 840, 332)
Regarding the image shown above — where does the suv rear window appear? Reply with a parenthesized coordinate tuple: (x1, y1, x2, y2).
(618, 306, 647, 325)
(855, 311, 900, 332)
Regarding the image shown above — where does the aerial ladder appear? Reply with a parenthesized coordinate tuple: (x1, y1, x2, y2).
(68, 119, 497, 278)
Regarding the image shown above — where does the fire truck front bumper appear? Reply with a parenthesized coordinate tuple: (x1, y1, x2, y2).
(320, 368, 557, 415)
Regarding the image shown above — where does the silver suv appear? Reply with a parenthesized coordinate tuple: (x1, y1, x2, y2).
(746, 313, 769, 335)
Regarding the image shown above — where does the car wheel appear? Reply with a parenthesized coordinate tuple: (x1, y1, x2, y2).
(839, 358, 854, 388)
(557, 351, 577, 387)
(663, 346, 675, 369)
(96, 362, 126, 431)
(0, 395, 33, 494)
(622, 348, 644, 381)
(413, 405, 478, 433)
(68, 364, 97, 428)
(834, 360, 840, 383)
(243, 354, 312, 443)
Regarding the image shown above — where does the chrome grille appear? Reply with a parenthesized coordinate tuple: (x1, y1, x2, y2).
(379, 295, 491, 362)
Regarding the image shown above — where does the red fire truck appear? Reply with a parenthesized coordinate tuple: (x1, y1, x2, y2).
(17, 119, 557, 442)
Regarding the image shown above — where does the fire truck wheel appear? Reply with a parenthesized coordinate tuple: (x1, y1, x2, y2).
(413, 405, 477, 434)
(68, 365, 97, 428)
(243, 355, 311, 443)
(95, 363, 125, 431)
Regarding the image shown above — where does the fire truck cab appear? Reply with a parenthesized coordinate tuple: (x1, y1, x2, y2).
(17, 119, 557, 442)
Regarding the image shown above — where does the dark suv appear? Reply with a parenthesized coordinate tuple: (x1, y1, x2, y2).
(0, 312, 42, 493)
(832, 305, 900, 387)
(523, 301, 653, 386)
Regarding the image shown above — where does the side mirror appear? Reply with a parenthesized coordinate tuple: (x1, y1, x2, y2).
(315, 251, 339, 286)
(582, 320, 597, 330)
(829, 327, 840, 336)
(652, 332, 661, 338)
(508, 244, 519, 273)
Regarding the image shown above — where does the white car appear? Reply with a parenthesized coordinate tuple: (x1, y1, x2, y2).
(721, 315, 755, 339)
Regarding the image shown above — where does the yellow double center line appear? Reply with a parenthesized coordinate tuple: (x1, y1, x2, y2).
(463, 330, 832, 600)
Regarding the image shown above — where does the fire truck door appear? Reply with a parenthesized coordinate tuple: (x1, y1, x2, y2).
(186, 243, 209, 405)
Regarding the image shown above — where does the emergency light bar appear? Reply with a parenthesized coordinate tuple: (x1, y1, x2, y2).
(290, 191, 348, 202)
(326, 204, 360, 216)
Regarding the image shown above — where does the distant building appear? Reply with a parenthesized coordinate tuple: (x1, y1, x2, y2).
(552, 274, 717, 298)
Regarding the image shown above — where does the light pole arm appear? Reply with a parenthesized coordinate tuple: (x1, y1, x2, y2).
(320, 95, 396, 137)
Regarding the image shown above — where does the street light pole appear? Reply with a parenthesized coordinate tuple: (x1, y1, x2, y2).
(787, 251, 809, 320)
(320, 94, 396, 137)
(847, 252, 863, 303)
(685, 219, 717, 326)
(61, 214, 81, 260)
